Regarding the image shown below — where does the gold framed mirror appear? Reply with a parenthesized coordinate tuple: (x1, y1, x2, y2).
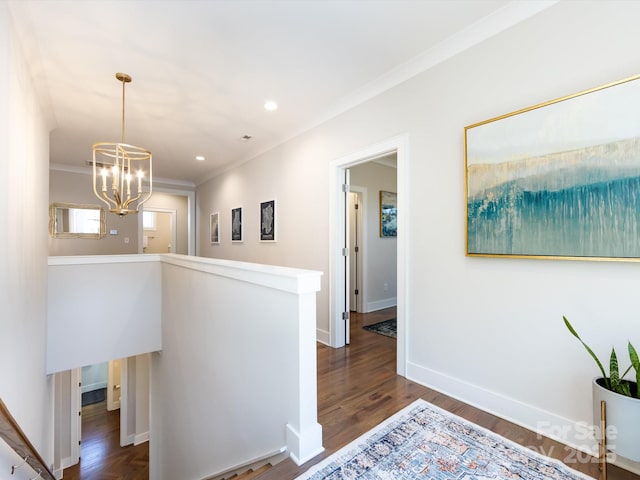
(49, 202, 106, 239)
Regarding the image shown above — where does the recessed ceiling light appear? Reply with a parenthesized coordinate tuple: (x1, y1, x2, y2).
(195, 155, 205, 161)
(264, 100, 278, 111)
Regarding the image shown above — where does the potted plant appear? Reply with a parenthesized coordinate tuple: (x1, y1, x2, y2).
(563, 316, 640, 462)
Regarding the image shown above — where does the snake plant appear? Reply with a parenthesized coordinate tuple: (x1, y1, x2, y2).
(563, 316, 639, 398)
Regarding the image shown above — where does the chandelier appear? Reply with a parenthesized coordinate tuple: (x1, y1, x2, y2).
(92, 72, 152, 216)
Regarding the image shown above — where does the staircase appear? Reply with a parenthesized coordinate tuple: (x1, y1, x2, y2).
(206, 447, 288, 480)
(222, 463, 272, 479)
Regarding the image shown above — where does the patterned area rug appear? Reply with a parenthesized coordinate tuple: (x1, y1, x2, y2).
(363, 318, 397, 339)
(295, 399, 591, 480)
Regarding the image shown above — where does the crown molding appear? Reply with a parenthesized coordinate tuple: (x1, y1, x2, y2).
(198, 0, 558, 185)
(49, 163, 196, 189)
(310, 0, 558, 132)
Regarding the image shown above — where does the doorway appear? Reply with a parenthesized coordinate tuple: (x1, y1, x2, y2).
(53, 355, 151, 478)
(329, 133, 409, 376)
(138, 189, 195, 255)
(142, 209, 176, 253)
(348, 158, 398, 319)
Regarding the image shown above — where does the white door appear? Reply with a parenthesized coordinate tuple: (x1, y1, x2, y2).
(343, 169, 351, 344)
(71, 369, 82, 467)
(349, 191, 363, 312)
(107, 359, 122, 411)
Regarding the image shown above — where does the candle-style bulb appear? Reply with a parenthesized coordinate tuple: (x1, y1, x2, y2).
(112, 165, 119, 192)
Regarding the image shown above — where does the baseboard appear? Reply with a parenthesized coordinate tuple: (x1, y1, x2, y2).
(366, 297, 396, 313)
(81, 381, 107, 393)
(316, 328, 330, 346)
(611, 455, 640, 476)
(286, 422, 324, 466)
(123, 433, 135, 446)
(134, 432, 149, 445)
(56, 455, 77, 478)
(406, 361, 640, 476)
(60, 455, 76, 470)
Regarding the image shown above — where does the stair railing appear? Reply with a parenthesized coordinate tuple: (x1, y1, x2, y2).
(0, 397, 56, 480)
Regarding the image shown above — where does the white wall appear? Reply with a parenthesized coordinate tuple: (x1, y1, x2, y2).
(0, 2, 53, 475)
(49, 169, 139, 256)
(195, 1, 640, 464)
(151, 255, 322, 479)
(47, 255, 162, 374)
(350, 161, 397, 312)
(121, 354, 150, 447)
(81, 363, 107, 392)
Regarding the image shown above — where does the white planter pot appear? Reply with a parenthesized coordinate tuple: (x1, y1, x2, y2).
(592, 377, 640, 462)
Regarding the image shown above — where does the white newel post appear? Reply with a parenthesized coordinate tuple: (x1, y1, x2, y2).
(286, 281, 325, 465)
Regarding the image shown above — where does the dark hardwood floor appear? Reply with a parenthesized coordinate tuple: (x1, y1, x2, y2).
(64, 307, 639, 480)
(258, 307, 639, 480)
(63, 401, 148, 479)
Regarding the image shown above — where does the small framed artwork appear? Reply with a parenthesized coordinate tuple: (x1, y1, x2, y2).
(260, 199, 276, 242)
(231, 207, 243, 242)
(379, 191, 397, 237)
(210, 212, 219, 244)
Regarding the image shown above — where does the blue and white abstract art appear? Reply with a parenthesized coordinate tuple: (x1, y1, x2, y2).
(465, 75, 640, 259)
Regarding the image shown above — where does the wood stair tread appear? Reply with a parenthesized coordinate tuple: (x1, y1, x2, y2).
(227, 463, 272, 480)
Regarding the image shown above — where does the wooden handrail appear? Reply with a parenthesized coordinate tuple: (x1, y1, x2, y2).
(0, 397, 56, 480)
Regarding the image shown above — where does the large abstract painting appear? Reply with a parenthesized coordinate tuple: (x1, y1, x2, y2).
(465, 75, 640, 260)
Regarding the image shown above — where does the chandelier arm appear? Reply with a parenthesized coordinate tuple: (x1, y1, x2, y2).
(112, 189, 122, 208)
(135, 182, 153, 211)
(100, 189, 118, 208)
(122, 192, 142, 210)
(92, 160, 116, 210)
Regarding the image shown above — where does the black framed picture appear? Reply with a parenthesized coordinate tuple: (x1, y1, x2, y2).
(210, 212, 219, 244)
(231, 207, 242, 242)
(259, 199, 276, 242)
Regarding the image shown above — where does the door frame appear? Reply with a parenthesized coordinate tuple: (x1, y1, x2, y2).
(328, 133, 409, 376)
(137, 186, 196, 255)
(107, 359, 121, 411)
(140, 207, 177, 254)
(63, 368, 81, 471)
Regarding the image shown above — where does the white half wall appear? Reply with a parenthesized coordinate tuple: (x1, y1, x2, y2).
(46, 255, 162, 374)
(151, 254, 323, 479)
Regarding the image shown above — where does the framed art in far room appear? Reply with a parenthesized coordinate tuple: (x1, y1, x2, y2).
(259, 199, 276, 242)
(231, 207, 242, 242)
(465, 74, 640, 261)
(379, 191, 397, 237)
(210, 212, 219, 244)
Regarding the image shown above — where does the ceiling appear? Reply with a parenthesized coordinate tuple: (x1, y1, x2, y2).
(8, 0, 546, 186)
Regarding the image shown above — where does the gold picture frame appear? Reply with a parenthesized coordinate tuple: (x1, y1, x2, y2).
(465, 74, 640, 261)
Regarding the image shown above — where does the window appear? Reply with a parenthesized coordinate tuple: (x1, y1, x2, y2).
(143, 211, 156, 230)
